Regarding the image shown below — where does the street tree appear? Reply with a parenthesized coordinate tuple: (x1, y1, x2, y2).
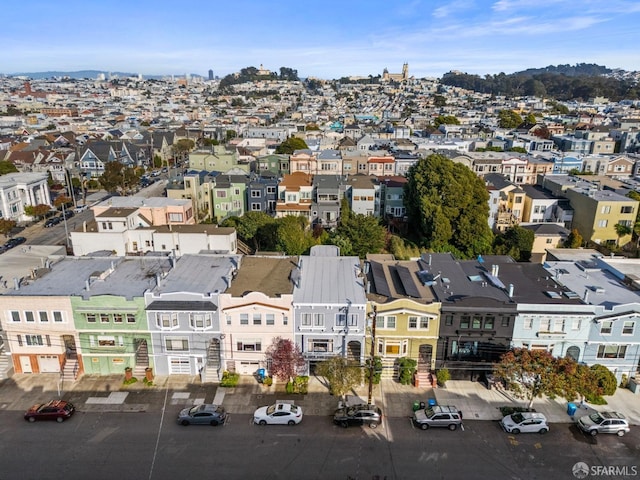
(0, 218, 16, 237)
(495, 348, 569, 409)
(265, 337, 306, 383)
(24, 204, 52, 220)
(404, 154, 493, 258)
(316, 356, 363, 399)
(498, 110, 523, 129)
(172, 139, 195, 162)
(275, 136, 308, 154)
(53, 195, 72, 209)
(99, 161, 139, 193)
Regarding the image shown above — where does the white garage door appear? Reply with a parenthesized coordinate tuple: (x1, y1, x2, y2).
(39, 355, 60, 373)
(169, 357, 191, 374)
(238, 361, 260, 375)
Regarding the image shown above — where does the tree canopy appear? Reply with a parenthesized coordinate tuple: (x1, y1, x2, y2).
(331, 211, 387, 258)
(433, 115, 460, 127)
(275, 136, 309, 154)
(99, 161, 140, 193)
(493, 225, 534, 262)
(0, 218, 16, 237)
(404, 154, 493, 258)
(316, 356, 363, 399)
(498, 110, 523, 129)
(0, 160, 18, 175)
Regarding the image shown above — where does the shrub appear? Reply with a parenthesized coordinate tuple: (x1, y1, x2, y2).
(262, 376, 273, 387)
(397, 357, 417, 385)
(590, 364, 617, 396)
(220, 371, 240, 387)
(286, 375, 309, 394)
(436, 368, 451, 387)
(123, 377, 138, 385)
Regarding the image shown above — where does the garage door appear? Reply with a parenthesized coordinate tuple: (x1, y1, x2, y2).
(169, 357, 191, 374)
(39, 355, 60, 373)
(238, 361, 260, 375)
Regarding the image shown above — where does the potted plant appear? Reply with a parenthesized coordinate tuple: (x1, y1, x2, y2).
(436, 368, 451, 388)
(262, 376, 273, 387)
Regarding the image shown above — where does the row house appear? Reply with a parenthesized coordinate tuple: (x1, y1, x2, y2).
(365, 255, 441, 384)
(544, 252, 640, 382)
(582, 155, 634, 178)
(289, 149, 318, 174)
(247, 174, 278, 215)
(275, 172, 313, 219)
(346, 174, 380, 218)
(78, 141, 118, 177)
(292, 246, 368, 372)
(311, 175, 345, 228)
(211, 174, 248, 223)
(3, 250, 640, 383)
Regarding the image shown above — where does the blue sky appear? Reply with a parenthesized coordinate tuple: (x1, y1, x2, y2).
(3, 0, 640, 79)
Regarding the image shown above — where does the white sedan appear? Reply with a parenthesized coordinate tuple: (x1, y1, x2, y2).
(253, 402, 303, 425)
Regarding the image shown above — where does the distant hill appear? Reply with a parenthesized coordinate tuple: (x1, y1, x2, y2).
(441, 63, 639, 101)
(2, 70, 200, 80)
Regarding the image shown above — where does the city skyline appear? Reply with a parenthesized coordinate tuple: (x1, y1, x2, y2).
(2, 0, 640, 79)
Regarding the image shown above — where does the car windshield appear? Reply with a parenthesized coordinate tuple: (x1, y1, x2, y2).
(289, 405, 299, 413)
(511, 413, 524, 424)
(266, 405, 276, 415)
(188, 405, 203, 415)
(589, 413, 604, 423)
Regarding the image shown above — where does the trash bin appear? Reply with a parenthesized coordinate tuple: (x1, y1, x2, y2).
(567, 402, 577, 416)
(257, 368, 266, 380)
(412, 401, 420, 412)
(419, 401, 426, 410)
(428, 398, 437, 407)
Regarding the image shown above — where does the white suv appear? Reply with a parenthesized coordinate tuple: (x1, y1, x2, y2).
(413, 405, 463, 431)
(500, 412, 549, 434)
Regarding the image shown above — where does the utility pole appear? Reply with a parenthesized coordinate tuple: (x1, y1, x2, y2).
(367, 304, 377, 405)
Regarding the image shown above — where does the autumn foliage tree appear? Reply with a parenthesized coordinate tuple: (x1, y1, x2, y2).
(495, 348, 580, 409)
(0, 218, 16, 237)
(265, 337, 306, 383)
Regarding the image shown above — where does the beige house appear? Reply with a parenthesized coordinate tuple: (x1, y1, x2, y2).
(219, 256, 297, 375)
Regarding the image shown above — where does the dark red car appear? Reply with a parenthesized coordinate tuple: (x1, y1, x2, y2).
(24, 400, 75, 423)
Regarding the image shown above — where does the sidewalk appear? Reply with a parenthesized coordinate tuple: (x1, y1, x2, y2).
(1, 374, 638, 425)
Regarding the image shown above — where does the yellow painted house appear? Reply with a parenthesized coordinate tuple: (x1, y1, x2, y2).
(365, 255, 441, 385)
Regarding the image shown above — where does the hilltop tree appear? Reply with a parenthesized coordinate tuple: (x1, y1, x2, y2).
(275, 136, 308, 154)
(316, 356, 363, 399)
(404, 154, 493, 258)
(265, 337, 306, 383)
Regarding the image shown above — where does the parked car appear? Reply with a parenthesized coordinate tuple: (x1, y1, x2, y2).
(4, 237, 26, 249)
(413, 405, 463, 430)
(73, 205, 88, 214)
(333, 404, 382, 429)
(500, 412, 549, 434)
(44, 216, 62, 228)
(24, 400, 75, 423)
(62, 210, 74, 219)
(177, 404, 227, 426)
(577, 411, 630, 436)
(253, 402, 303, 425)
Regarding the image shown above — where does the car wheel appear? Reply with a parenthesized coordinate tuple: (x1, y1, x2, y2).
(210, 420, 219, 426)
(288, 420, 296, 426)
(617, 430, 626, 437)
(590, 429, 598, 436)
(340, 421, 348, 428)
(56, 417, 64, 423)
(369, 422, 378, 429)
(512, 428, 520, 434)
(181, 420, 190, 426)
(27, 417, 36, 423)
(420, 423, 429, 430)
(539, 428, 548, 434)
(448, 424, 458, 431)
(259, 420, 267, 426)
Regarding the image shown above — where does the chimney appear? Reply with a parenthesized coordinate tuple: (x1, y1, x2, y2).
(13, 278, 20, 290)
(508, 284, 514, 297)
(156, 273, 161, 287)
(583, 289, 589, 303)
(85, 280, 90, 291)
(83, 221, 87, 232)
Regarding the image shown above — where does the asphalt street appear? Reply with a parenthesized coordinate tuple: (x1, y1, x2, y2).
(0, 409, 637, 480)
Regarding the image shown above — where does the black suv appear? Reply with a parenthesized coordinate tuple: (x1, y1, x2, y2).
(333, 404, 382, 429)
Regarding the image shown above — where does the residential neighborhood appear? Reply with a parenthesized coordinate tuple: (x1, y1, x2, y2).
(1, 64, 640, 479)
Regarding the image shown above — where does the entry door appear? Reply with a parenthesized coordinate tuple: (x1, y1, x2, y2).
(20, 356, 33, 373)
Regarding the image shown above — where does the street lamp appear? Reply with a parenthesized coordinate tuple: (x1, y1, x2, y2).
(367, 304, 378, 405)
